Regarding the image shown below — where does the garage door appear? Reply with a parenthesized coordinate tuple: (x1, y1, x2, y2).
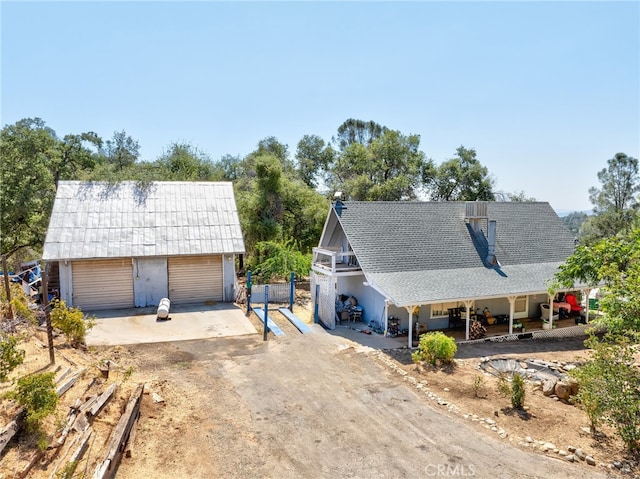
(168, 255, 223, 305)
(72, 259, 134, 310)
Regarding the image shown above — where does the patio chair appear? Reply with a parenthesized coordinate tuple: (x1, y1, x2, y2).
(539, 303, 558, 322)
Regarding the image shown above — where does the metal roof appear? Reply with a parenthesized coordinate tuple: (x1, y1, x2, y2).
(42, 181, 245, 261)
(329, 201, 577, 306)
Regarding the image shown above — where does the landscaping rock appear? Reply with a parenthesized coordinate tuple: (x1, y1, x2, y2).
(585, 455, 596, 466)
(542, 378, 557, 396)
(575, 448, 586, 460)
(567, 446, 577, 453)
(565, 455, 576, 462)
(554, 381, 572, 400)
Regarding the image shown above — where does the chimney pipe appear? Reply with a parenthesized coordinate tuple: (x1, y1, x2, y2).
(486, 220, 497, 266)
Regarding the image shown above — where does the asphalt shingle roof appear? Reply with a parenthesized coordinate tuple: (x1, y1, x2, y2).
(333, 201, 577, 306)
(42, 181, 245, 261)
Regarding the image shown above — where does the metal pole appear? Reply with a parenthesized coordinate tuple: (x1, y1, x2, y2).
(1, 255, 14, 320)
(42, 263, 55, 364)
(314, 284, 320, 324)
(289, 272, 294, 312)
(246, 271, 252, 316)
(263, 285, 269, 341)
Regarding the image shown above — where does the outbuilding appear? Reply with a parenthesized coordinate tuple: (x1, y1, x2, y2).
(42, 181, 245, 310)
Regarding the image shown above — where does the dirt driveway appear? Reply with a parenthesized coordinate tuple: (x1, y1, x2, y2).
(113, 328, 608, 479)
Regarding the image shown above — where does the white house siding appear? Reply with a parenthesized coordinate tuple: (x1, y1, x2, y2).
(71, 259, 134, 310)
(168, 255, 223, 305)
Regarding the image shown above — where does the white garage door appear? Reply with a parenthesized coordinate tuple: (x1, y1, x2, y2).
(72, 259, 134, 310)
(168, 255, 223, 305)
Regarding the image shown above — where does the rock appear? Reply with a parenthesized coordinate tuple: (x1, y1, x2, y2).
(542, 378, 557, 396)
(565, 377, 579, 395)
(585, 455, 596, 466)
(443, 387, 449, 392)
(525, 436, 533, 443)
(554, 381, 572, 400)
(567, 446, 577, 453)
(559, 450, 567, 456)
(565, 455, 576, 462)
(152, 392, 165, 403)
(542, 442, 556, 451)
(613, 461, 622, 469)
(485, 418, 496, 426)
(575, 448, 586, 460)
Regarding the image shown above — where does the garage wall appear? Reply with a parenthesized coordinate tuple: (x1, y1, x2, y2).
(168, 255, 223, 305)
(72, 259, 134, 310)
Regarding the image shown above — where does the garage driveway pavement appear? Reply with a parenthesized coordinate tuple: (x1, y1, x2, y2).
(85, 303, 257, 346)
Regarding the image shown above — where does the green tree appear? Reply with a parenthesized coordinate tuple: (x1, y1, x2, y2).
(556, 225, 640, 335)
(329, 129, 428, 201)
(333, 118, 387, 152)
(103, 130, 140, 170)
(295, 134, 335, 189)
(425, 146, 495, 201)
(241, 154, 285, 250)
(561, 211, 589, 237)
(157, 142, 215, 180)
(585, 153, 639, 241)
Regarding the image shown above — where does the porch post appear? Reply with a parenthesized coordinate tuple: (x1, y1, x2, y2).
(407, 307, 414, 348)
(583, 288, 591, 321)
(507, 296, 517, 335)
(548, 294, 554, 329)
(383, 300, 389, 336)
(464, 300, 474, 341)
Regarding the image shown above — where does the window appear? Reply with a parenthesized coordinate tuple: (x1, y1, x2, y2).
(431, 302, 465, 318)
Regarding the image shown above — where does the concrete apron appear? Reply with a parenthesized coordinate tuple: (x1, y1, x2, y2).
(85, 303, 257, 346)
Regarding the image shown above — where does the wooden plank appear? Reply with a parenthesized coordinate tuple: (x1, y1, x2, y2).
(69, 427, 93, 464)
(0, 408, 25, 454)
(278, 308, 312, 334)
(56, 368, 86, 396)
(253, 308, 285, 336)
(93, 383, 144, 479)
(88, 383, 117, 417)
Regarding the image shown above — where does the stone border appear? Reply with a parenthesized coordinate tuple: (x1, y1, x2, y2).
(373, 350, 630, 474)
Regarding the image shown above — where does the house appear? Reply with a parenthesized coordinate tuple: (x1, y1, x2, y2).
(42, 181, 245, 310)
(311, 201, 590, 345)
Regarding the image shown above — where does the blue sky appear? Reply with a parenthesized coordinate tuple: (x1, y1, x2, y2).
(2, 1, 639, 213)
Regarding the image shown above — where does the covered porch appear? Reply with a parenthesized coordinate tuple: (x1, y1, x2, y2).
(386, 286, 598, 349)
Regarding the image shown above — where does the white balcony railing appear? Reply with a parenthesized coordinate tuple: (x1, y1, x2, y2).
(312, 247, 361, 274)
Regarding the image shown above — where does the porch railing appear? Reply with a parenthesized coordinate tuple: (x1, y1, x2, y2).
(312, 247, 360, 274)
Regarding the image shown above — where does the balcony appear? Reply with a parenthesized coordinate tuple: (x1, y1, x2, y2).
(312, 247, 362, 275)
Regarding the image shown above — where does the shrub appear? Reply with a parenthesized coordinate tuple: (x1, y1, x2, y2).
(7, 372, 58, 432)
(511, 372, 526, 409)
(472, 374, 486, 398)
(570, 334, 640, 451)
(248, 240, 311, 283)
(412, 331, 457, 366)
(1, 283, 35, 324)
(50, 300, 96, 346)
(0, 334, 26, 382)
(497, 372, 526, 409)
